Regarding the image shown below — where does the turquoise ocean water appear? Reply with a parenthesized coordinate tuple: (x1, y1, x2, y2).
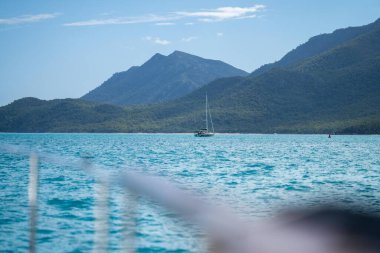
(0, 133, 380, 252)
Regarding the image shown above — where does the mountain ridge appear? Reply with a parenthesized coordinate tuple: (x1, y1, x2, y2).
(81, 50, 248, 106)
(251, 17, 380, 77)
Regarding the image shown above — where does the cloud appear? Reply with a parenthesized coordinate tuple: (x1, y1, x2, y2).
(176, 5, 265, 22)
(0, 13, 60, 25)
(181, 36, 197, 42)
(100, 12, 114, 16)
(64, 14, 178, 27)
(154, 38, 171, 45)
(63, 5, 265, 27)
(217, 32, 223, 37)
(155, 22, 175, 26)
(144, 36, 171, 45)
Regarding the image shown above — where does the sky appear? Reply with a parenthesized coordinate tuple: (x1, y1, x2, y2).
(0, 0, 379, 106)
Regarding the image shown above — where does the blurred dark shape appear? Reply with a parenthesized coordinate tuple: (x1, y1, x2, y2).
(282, 207, 380, 253)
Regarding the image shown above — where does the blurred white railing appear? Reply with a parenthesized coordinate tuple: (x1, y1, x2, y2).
(1, 144, 252, 253)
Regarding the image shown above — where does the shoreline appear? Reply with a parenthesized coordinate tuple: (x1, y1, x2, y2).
(0, 132, 379, 136)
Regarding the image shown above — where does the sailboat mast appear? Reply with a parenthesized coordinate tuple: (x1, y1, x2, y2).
(205, 93, 208, 131)
(209, 104, 214, 133)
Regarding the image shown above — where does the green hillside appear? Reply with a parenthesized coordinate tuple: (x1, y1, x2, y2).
(251, 18, 380, 77)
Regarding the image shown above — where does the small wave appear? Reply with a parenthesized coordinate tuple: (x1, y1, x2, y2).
(137, 247, 189, 253)
(44, 175, 66, 182)
(47, 197, 93, 211)
(232, 169, 258, 177)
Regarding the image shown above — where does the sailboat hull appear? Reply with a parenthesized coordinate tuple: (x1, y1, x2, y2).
(194, 132, 214, 137)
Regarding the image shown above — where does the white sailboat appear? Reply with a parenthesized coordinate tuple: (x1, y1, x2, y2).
(194, 93, 215, 137)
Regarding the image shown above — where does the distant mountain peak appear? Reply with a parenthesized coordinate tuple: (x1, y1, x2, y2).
(150, 51, 192, 60)
(167, 50, 203, 60)
(148, 52, 165, 61)
(82, 51, 247, 105)
(170, 50, 191, 56)
(153, 52, 164, 57)
(171, 50, 185, 55)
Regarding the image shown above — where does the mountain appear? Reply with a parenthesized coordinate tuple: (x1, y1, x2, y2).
(251, 18, 380, 77)
(81, 51, 248, 105)
(142, 18, 380, 133)
(0, 19, 379, 134)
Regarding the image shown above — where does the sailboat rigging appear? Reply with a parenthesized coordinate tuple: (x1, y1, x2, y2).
(194, 94, 215, 137)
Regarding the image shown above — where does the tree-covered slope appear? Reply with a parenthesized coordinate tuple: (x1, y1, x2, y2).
(0, 97, 129, 132)
(81, 51, 247, 106)
(251, 18, 380, 77)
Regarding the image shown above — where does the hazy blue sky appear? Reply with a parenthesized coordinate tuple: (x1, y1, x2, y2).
(1, 0, 379, 106)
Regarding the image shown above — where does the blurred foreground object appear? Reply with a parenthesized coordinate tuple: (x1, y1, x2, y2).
(28, 154, 38, 253)
(1, 144, 380, 253)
